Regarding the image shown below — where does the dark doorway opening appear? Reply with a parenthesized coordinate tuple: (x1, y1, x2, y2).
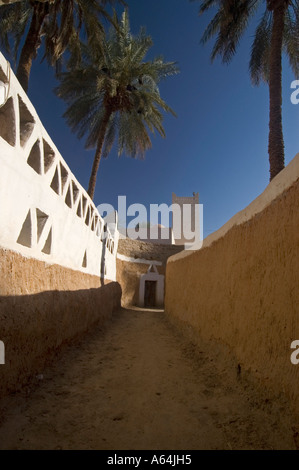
(144, 280, 157, 308)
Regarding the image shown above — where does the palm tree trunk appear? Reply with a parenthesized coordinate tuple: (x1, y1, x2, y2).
(268, 1, 286, 181)
(87, 108, 112, 200)
(16, 2, 49, 93)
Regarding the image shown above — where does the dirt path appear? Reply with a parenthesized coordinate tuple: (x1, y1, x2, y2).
(0, 308, 297, 450)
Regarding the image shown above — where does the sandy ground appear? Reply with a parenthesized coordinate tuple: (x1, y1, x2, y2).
(0, 307, 297, 450)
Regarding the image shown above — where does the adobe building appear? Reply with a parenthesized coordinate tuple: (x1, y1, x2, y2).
(116, 237, 184, 308)
(116, 192, 200, 308)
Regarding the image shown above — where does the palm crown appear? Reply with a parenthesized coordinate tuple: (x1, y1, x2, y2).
(195, 0, 299, 180)
(199, 0, 299, 83)
(0, 0, 124, 92)
(56, 10, 179, 200)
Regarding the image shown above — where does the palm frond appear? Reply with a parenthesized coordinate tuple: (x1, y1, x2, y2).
(249, 9, 272, 84)
(0, 2, 30, 60)
(199, 0, 261, 63)
(284, 4, 299, 77)
(0, 0, 125, 87)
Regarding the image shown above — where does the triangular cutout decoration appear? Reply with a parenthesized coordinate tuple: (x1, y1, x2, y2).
(27, 140, 41, 174)
(59, 163, 68, 193)
(65, 184, 72, 208)
(148, 264, 158, 274)
(76, 197, 82, 217)
(0, 96, 15, 146)
(18, 95, 35, 147)
(72, 181, 79, 204)
(43, 139, 55, 173)
(85, 206, 91, 226)
(50, 166, 60, 194)
(41, 227, 52, 255)
(82, 251, 87, 268)
(36, 208, 49, 242)
(17, 210, 32, 247)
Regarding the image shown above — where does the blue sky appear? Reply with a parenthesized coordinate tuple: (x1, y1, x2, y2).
(13, 0, 299, 238)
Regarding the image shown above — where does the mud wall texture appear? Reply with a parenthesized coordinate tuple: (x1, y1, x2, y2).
(165, 162, 299, 414)
(0, 248, 121, 397)
(117, 238, 184, 264)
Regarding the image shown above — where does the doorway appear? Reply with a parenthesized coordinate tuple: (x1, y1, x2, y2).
(144, 280, 157, 308)
(138, 265, 164, 308)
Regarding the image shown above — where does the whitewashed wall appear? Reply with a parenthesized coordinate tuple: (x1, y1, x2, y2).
(0, 52, 119, 281)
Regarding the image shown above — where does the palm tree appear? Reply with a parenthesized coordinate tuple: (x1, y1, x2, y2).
(0, 0, 124, 92)
(194, 0, 299, 181)
(55, 10, 179, 200)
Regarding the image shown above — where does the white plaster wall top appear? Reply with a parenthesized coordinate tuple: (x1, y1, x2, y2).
(0, 51, 118, 281)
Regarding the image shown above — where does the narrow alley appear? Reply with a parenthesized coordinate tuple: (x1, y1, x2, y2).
(0, 308, 296, 450)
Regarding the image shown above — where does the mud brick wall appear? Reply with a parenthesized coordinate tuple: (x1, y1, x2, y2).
(117, 238, 184, 263)
(165, 154, 299, 415)
(0, 248, 121, 397)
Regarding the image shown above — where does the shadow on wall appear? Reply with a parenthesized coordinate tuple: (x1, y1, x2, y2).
(0, 282, 121, 398)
